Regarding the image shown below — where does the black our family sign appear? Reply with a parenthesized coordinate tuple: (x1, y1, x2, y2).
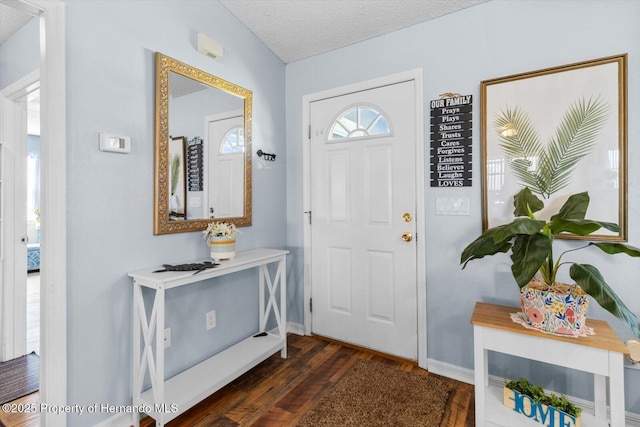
(429, 95, 472, 187)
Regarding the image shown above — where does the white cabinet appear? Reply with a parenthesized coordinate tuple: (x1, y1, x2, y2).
(128, 248, 288, 426)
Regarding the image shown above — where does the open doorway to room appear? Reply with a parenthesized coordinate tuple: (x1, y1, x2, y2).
(0, 82, 41, 427)
(0, 3, 42, 426)
(0, 1, 66, 425)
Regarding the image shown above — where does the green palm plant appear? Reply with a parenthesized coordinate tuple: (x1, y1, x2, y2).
(461, 187, 640, 338)
(494, 97, 608, 199)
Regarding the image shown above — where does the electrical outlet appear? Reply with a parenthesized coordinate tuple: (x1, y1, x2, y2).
(206, 310, 216, 330)
(164, 327, 171, 348)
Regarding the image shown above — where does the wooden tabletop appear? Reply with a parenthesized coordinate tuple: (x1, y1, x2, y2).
(471, 301, 629, 354)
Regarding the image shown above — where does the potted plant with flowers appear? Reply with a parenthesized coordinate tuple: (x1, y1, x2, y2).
(203, 221, 238, 261)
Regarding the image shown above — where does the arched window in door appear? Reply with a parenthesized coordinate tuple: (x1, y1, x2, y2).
(329, 105, 391, 141)
(219, 126, 244, 154)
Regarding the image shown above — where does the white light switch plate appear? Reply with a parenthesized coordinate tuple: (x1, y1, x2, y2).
(436, 197, 470, 216)
(99, 132, 130, 153)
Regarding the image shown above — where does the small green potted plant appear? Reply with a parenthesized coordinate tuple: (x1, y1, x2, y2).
(503, 377, 582, 426)
(461, 187, 640, 337)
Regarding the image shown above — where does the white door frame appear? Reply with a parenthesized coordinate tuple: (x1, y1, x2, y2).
(301, 69, 427, 368)
(0, 1, 66, 425)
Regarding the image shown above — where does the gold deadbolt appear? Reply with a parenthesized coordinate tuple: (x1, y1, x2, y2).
(402, 232, 413, 242)
(402, 212, 413, 222)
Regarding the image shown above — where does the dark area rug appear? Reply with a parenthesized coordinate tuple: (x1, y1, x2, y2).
(297, 359, 453, 426)
(0, 352, 39, 405)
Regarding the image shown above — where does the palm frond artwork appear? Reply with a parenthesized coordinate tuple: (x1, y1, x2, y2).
(494, 96, 609, 199)
(170, 154, 181, 195)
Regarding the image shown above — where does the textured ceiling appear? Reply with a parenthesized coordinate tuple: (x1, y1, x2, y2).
(220, 0, 488, 63)
(1, 1, 488, 61)
(0, 3, 33, 45)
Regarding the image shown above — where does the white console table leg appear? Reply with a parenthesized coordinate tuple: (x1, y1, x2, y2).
(279, 257, 287, 358)
(132, 280, 141, 427)
(259, 264, 277, 334)
(594, 373, 606, 422)
(133, 282, 166, 426)
(609, 352, 625, 427)
(259, 266, 266, 332)
(155, 286, 165, 426)
(473, 325, 486, 427)
(258, 256, 288, 358)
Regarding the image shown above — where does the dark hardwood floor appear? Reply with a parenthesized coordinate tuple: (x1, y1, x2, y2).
(0, 334, 475, 426)
(140, 334, 475, 426)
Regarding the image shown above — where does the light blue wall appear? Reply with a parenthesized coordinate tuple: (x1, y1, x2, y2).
(9, 0, 640, 422)
(0, 17, 38, 90)
(286, 0, 640, 414)
(65, 1, 285, 425)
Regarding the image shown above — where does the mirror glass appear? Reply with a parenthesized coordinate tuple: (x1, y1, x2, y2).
(154, 53, 252, 234)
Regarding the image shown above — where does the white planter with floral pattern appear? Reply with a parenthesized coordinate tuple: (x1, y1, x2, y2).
(519, 280, 589, 336)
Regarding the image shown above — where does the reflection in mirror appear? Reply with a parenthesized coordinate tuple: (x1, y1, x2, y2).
(169, 136, 187, 219)
(154, 53, 252, 235)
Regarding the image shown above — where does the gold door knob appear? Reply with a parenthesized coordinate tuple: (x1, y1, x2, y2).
(402, 232, 413, 242)
(402, 212, 413, 222)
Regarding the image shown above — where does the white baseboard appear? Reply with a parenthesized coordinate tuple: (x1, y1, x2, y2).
(427, 358, 640, 426)
(427, 358, 475, 385)
(92, 413, 132, 427)
(286, 321, 305, 336)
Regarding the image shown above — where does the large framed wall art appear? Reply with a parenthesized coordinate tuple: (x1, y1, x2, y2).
(481, 54, 627, 241)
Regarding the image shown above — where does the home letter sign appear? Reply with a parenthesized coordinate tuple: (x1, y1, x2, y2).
(503, 388, 581, 427)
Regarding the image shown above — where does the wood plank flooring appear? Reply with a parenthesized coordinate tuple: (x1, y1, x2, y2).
(139, 334, 475, 426)
(0, 392, 39, 427)
(0, 334, 475, 426)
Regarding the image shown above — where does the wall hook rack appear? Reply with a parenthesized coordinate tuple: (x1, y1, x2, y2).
(257, 149, 276, 161)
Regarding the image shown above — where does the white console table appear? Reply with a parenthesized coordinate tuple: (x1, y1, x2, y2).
(128, 248, 288, 427)
(472, 302, 628, 427)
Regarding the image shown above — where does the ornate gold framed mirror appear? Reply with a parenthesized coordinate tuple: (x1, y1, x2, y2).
(154, 52, 252, 235)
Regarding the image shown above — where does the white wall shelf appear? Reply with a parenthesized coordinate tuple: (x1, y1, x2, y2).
(128, 248, 288, 426)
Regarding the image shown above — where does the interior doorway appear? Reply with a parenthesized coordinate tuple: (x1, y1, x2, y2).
(1, 70, 39, 361)
(0, 1, 67, 426)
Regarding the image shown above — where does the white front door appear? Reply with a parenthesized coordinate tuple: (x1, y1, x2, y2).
(206, 113, 244, 219)
(310, 80, 418, 360)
